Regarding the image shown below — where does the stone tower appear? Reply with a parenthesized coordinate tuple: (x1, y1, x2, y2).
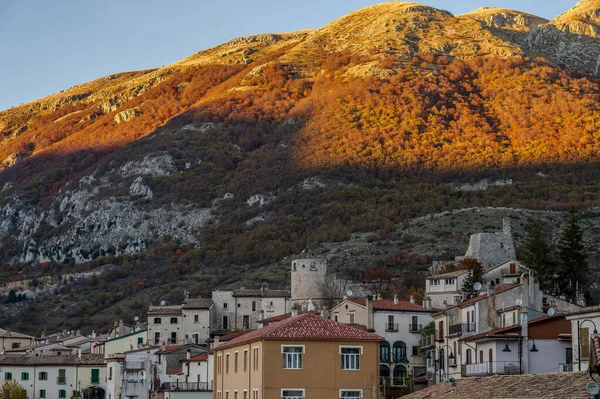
(290, 258, 327, 308)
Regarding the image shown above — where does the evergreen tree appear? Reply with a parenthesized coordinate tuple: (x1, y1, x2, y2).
(461, 270, 478, 300)
(520, 217, 558, 293)
(556, 213, 588, 301)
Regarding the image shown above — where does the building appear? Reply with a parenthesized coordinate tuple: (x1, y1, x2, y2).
(155, 344, 207, 389)
(211, 287, 289, 333)
(461, 218, 516, 269)
(483, 260, 528, 286)
(0, 328, 35, 352)
(119, 347, 160, 399)
(0, 354, 106, 399)
(147, 298, 214, 346)
(428, 274, 582, 383)
(290, 258, 328, 308)
(565, 305, 600, 372)
(212, 312, 383, 399)
(102, 329, 148, 357)
(402, 371, 593, 399)
(424, 270, 470, 308)
(330, 296, 437, 394)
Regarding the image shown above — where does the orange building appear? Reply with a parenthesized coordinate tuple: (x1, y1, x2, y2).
(213, 313, 383, 399)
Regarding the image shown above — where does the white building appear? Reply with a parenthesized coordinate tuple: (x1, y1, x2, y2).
(0, 354, 106, 399)
(211, 287, 289, 333)
(483, 260, 529, 286)
(120, 347, 160, 399)
(102, 329, 147, 358)
(565, 305, 600, 372)
(425, 270, 469, 308)
(147, 299, 213, 346)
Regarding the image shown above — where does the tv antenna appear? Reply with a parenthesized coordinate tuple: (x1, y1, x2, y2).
(346, 290, 353, 297)
(160, 300, 166, 306)
(473, 282, 482, 291)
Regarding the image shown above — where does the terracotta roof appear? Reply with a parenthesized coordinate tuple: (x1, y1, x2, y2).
(0, 328, 35, 339)
(182, 299, 213, 309)
(462, 315, 563, 342)
(156, 344, 186, 354)
(233, 288, 290, 298)
(403, 372, 592, 398)
(148, 306, 182, 315)
(215, 313, 383, 350)
(184, 353, 208, 362)
(566, 304, 600, 317)
(348, 299, 437, 313)
(426, 270, 470, 279)
(433, 284, 520, 315)
(260, 311, 318, 324)
(213, 330, 254, 342)
(0, 354, 105, 366)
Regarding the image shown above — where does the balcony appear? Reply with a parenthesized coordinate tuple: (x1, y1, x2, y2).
(409, 324, 423, 333)
(461, 361, 520, 377)
(449, 323, 476, 335)
(386, 323, 399, 332)
(265, 306, 275, 313)
(558, 363, 573, 372)
(125, 361, 146, 370)
(157, 382, 213, 391)
(422, 335, 434, 349)
(123, 381, 146, 396)
(57, 377, 67, 385)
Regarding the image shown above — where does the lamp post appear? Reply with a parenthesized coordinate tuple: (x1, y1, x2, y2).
(426, 345, 455, 384)
(578, 319, 598, 372)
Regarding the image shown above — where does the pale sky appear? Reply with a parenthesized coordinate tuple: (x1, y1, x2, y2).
(0, 0, 573, 111)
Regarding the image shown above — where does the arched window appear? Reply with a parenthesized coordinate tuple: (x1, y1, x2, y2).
(380, 341, 390, 363)
(379, 364, 390, 385)
(392, 341, 407, 363)
(393, 365, 407, 386)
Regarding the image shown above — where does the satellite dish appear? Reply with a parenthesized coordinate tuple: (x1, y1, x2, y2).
(547, 308, 556, 317)
(134, 316, 139, 322)
(473, 282, 482, 291)
(346, 290, 353, 297)
(160, 300, 166, 306)
(587, 381, 600, 395)
(516, 298, 523, 306)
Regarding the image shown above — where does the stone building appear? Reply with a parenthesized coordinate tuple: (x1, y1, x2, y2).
(461, 218, 516, 269)
(146, 298, 214, 346)
(290, 258, 328, 308)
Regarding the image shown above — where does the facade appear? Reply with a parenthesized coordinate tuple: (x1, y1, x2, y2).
(155, 344, 207, 388)
(461, 218, 516, 269)
(0, 328, 35, 351)
(565, 305, 600, 372)
(211, 288, 289, 333)
(120, 347, 160, 399)
(0, 354, 106, 399)
(424, 270, 469, 308)
(330, 297, 436, 394)
(104, 329, 147, 358)
(212, 313, 382, 399)
(428, 274, 582, 383)
(147, 299, 214, 346)
(482, 260, 528, 286)
(290, 258, 328, 308)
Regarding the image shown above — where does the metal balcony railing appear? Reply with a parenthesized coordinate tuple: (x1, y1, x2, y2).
(449, 323, 476, 335)
(158, 381, 212, 391)
(462, 361, 520, 377)
(124, 361, 146, 370)
(422, 335, 434, 348)
(386, 323, 399, 332)
(57, 377, 67, 385)
(409, 324, 423, 333)
(558, 363, 573, 372)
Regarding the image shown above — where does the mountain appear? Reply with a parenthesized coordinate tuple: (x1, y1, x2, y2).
(2, 1, 600, 333)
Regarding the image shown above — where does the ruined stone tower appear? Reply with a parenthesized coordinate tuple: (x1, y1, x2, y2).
(290, 258, 327, 308)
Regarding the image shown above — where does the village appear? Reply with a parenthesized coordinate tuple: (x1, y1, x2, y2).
(0, 219, 599, 399)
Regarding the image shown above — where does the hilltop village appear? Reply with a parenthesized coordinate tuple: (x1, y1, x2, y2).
(0, 220, 598, 399)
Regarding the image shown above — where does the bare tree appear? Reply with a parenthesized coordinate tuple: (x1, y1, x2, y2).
(317, 274, 347, 309)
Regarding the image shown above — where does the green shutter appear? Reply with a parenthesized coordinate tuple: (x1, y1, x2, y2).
(91, 368, 100, 383)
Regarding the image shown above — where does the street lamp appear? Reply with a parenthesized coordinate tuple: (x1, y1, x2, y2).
(426, 345, 455, 383)
(578, 319, 598, 372)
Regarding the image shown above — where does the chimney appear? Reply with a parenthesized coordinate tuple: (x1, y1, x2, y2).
(91, 330, 96, 338)
(422, 299, 432, 310)
(187, 349, 191, 360)
(308, 298, 315, 311)
(291, 307, 298, 317)
(503, 217, 512, 237)
(520, 305, 529, 374)
(394, 295, 399, 305)
(320, 306, 330, 319)
(145, 349, 151, 378)
(77, 348, 82, 359)
(409, 295, 415, 304)
(367, 296, 374, 331)
(213, 336, 220, 349)
(119, 319, 125, 336)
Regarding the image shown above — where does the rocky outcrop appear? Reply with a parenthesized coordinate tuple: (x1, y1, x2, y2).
(2, 152, 29, 168)
(119, 153, 177, 177)
(113, 107, 142, 124)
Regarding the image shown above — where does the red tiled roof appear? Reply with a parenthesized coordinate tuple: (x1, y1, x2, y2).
(348, 299, 437, 313)
(402, 372, 592, 399)
(260, 310, 318, 324)
(156, 344, 186, 354)
(215, 313, 383, 350)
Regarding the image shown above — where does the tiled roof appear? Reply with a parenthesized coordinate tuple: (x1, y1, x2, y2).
(566, 304, 600, 317)
(0, 328, 35, 339)
(148, 306, 182, 315)
(592, 334, 600, 371)
(260, 311, 318, 324)
(233, 289, 290, 298)
(462, 315, 562, 342)
(433, 284, 520, 316)
(0, 354, 105, 366)
(402, 372, 592, 399)
(213, 330, 254, 342)
(182, 299, 213, 309)
(426, 270, 470, 279)
(215, 313, 383, 350)
(348, 299, 437, 313)
(156, 344, 186, 354)
(184, 353, 208, 362)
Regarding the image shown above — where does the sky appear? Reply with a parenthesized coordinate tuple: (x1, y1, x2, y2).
(0, 0, 572, 111)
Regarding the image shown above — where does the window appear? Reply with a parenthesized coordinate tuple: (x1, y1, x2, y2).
(341, 347, 361, 370)
(21, 372, 29, 381)
(40, 390, 46, 398)
(39, 372, 48, 380)
(137, 337, 144, 345)
(244, 349, 249, 372)
(171, 332, 177, 343)
(379, 365, 390, 384)
(392, 341, 407, 363)
(509, 262, 517, 275)
(109, 367, 113, 380)
(59, 390, 67, 398)
(194, 314, 199, 323)
(341, 390, 361, 398)
(155, 332, 160, 344)
(237, 303, 241, 308)
(466, 349, 472, 364)
(334, 314, 339, 322)
(4, 372, 11, 381)
(430, 279, 440, 286)
(253, 347, 259, 370)
(170, 317, 178, 324)
(226, 353, 230, 373)
(412, 346, 419, 356)
(217, 392, 222, 399)
(11, 343, 20, 349)
(282, 389, 304, 399)
(223, 315, 229, 330)
(154, 317, 161, 324)
(581, 327, 590, 360)
(393, 365, 407, 386)
(243, 315, 250, 330)
(217, 354, 222, 375)
(282, 346, 303, 369)
(226, 392, 229, 399)
(223, 303, 228, 309)
(91, 369, 100, 384)
(234, 352, 239, 373)
(253, 389, 259, 399)
(380, 341, 390, 362)
(58, 369, 66, 384)
(252, 301, 256, 311)
(349, 312, 355, 324)
(243, 391, 248, 399)
(445, 279, 455, 285)
(234, 391, 238, 399)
